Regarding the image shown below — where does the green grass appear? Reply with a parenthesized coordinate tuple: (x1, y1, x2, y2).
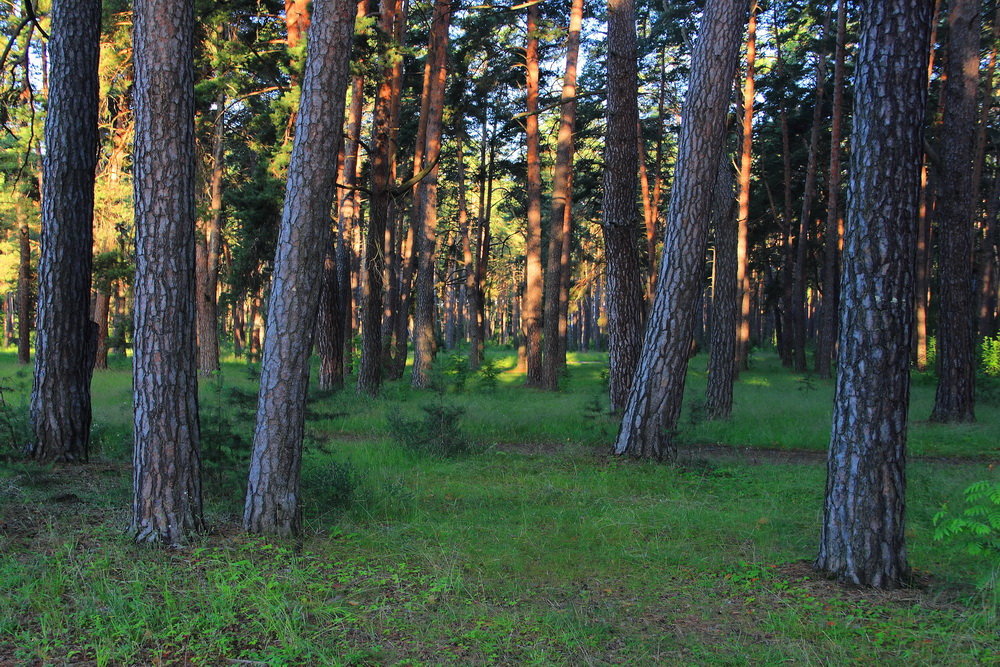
(1, 347, 998, 664)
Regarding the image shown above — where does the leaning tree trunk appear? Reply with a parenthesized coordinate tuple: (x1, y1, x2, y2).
(816, 0, 931, 589)
(706, 160, 738, 420)
(29, 0, 101, 462)
(130, 0, 204, 545)
(613, 0, 750, 460)
(601, 0, 644, 412)
(243, 0, 355, 537)
(541, 0, 584, 390)
(930, 0, 981, 424)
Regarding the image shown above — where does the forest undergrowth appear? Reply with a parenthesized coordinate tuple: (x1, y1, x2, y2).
(0, 348, 997, 665)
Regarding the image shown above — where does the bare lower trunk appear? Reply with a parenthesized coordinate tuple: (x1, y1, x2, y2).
(735, 4, 757, 371)
(817, 0, 930, 588)
(29, 0, 100, 462)
(930, 0, 980, 423)
(706, 161, 738, 419)
(522, 4, 544, 387)
(244, 0, 354, 536)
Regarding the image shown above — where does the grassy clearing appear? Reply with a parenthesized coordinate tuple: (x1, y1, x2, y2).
(1, 347, 998, 664)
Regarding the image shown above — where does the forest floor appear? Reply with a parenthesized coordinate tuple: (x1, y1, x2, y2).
(0, 348, 997, 665)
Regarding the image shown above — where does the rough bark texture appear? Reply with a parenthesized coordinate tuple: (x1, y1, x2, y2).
(29, 0, 101, 462)
(706, 161, 738, 420)
(601, 0, 644, 412)
(522, 4, 544, 388)
(735, 3, 757, 372)
(815, 0, 847, 379)
(930, 0, 981, 423)
(130, 0, 203, 545)
(613, 0, 750, 460)
(541, 0, 583, 390)
(411, 0, 452, 388)
(243, 0, 354, 536)
(816, 0, 931, 589)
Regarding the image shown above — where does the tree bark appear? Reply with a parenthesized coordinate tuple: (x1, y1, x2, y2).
(541, 0, 583, 390)
(706, 160, 738, 420)
(815, 0, 847, 378)
(196, 90, 225, 375)
(16, 198, 31, 366)
(792, 11, 830, 372)
(29, 0, 100, 462)
(613, 0, 750, 460)
(411, 0, 452, 388)
(930, 0, 981, 423)
(243, 0, 355, 537)
(522, 3, 544, 388)
(357, 0, 402, 396)
(817, 0, 931, 589)
(601, 0, 644, 412)
(735, 2, 757, 372)
(130, 0, 203, 545)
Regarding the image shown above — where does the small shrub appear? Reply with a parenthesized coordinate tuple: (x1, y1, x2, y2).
(934, 479, 1000, 564)
(300, 459, 356, 514)
(934, 479, 1000, 601)
(0, 380, 31, 456)
(477, 358, 501, 392)
(440, 353, 470, 393)
(981, 335, 1000, 377)
(388, 401, 471, 457)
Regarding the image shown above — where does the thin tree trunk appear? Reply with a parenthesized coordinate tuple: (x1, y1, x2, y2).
(244, 0, 355, 536)
(16, 198, 31, 365)
(542, 0, 583, 390)
(522, 3, 544, 387)
(602, 0, 645, 412)
(93, 290, 110, 369)
(613, 0, 750, 460)
(29, 0, 100, 462)
(196, 90, 226, 374)
(792, 11, 830, 372)
(915, 0, 943, 370)
(357, 0, 402, 396)
(735, 2, 757, 372)
(930, 0, 981, 423)
(817, 0, 931, 588)
(706, 160, 738, 419)
(411, 0, 452, 388)
(815, 0, 847, 378)
(130, 0, 203, 545)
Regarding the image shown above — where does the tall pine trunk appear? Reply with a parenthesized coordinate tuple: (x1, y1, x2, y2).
(706, 160, 738, 419)
(29, 0, 100, 462)
(411, 0, 452, 388)
(930, 0, 981, 423)
(541, 0, 583, 390)
(522, 4, 544, 387)
(130, 0, 203, 544)
(735, 3, 757, 371)
(601, 0, 644, 411)
(244, 0, 355, 536)
(815, 0, 847, 378)
(817, 0, 931, 588)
